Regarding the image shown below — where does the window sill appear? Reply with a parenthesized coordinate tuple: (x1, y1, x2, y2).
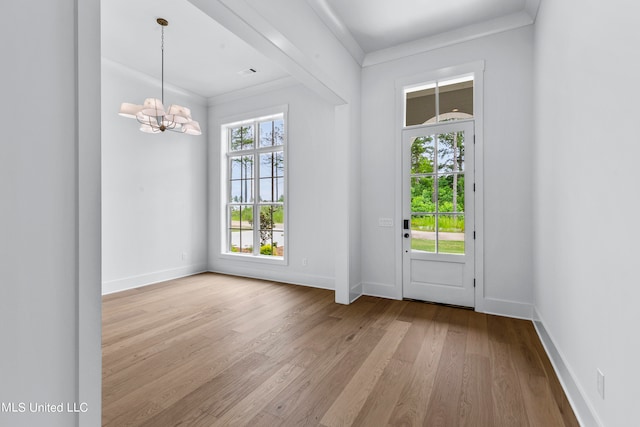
(219, 252, 288, 266)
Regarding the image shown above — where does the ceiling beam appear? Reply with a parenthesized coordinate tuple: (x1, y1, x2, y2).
(305, 0, 365, 66)
(187, 0, 346, 105)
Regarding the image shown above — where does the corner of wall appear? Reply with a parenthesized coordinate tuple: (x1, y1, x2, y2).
(350, 282, 363, 303)
(533, 308, 603, 427)
(480, 298, 533, 320)
(102, 264, 208, 295)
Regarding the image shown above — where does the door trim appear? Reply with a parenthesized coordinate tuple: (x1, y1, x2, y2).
(394, 61, 485, 309)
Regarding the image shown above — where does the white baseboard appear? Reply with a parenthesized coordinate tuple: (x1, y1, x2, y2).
(102, 264, 208, 295)
(533, 309, 602, 427)
(480, 297, 533, 319)
(363, 281, 402, 300)
(350, 282, 363, 303)
(209, 265, 334, 291)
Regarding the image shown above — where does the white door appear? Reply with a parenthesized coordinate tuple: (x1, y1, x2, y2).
(402, 120, 475, 307)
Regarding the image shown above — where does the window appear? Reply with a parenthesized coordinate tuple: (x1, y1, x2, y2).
(405, 75, 474, 126)
(222, 112, 286, 260)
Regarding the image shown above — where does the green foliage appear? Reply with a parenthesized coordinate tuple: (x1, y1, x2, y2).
(410, 176, 465, 214)
(260, 244, 277, 255)
(411, 238, 465, 254)
(272, 205, 284, 224)
(258, 206, 284, 245)
(231, 206, 253, 223)
(410, 131, 466, 220)
(411, 215, 465, 232)
(230, 126, 254, 151)
(259, 210, 273, 245)
(411, 136, 434, 174)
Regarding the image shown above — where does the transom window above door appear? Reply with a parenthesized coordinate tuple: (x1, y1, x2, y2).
(405, 75, 474, 126)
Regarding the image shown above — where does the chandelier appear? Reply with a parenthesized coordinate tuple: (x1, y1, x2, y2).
(118, 18, 201, 135)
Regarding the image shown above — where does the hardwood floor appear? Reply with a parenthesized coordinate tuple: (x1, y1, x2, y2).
(102, 273, 578, 426)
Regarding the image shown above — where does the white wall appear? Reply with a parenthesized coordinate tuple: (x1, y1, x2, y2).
(0, 1, 102, 426)
(101, 59, 208, 294)
(533, 1, 640, 426)
(208, 84, 337, 288)
(361, 26, 535, 316)
(189, 0, 363, 303)
(241, 0, 364, 303)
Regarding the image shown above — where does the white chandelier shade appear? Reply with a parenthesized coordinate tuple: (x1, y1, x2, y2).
(118, 99, 202, 135)
(118, 18, 201, 136)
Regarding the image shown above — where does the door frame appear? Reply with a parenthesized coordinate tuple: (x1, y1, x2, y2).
(394, 61, 485, 311)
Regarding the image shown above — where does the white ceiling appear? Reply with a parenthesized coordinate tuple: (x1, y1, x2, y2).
(323, 0, 530, 52)
(101, 0, 288, 98)
(101, 0, 537, 98)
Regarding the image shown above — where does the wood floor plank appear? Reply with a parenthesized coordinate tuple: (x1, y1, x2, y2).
(423, 308, 469, 426)
(320, 320, 411, 426)
(262, 324, 387, 423)
(489, 334, 531, 426)
(459, 354, 494, 426)
(102, 273, 580, 427)
(517, 372, 567, 427)
(351, 358, 412, 427)
(137, 352, 276, 427)
(466, 311, 490, 357)
(387, 305, 451, 426)
(244, 410, 285, 427)
(214, 363, 304, 426)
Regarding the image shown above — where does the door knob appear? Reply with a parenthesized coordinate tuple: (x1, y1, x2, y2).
(404, 233, 410, 238)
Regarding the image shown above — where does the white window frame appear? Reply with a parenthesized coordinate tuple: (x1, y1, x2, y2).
(220, 105, 289, 265)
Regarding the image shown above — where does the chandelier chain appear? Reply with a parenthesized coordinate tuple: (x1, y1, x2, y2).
(161, 25, 165, 105)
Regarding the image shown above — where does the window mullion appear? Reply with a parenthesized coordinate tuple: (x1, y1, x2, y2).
(253, 122, 260, 256)
(434, 134, 439, 253)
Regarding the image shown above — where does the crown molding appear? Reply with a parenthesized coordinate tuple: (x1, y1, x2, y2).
(363, 10, 534, 67)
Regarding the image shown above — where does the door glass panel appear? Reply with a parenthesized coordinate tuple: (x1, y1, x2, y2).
(438, 214, 465, 254)
(410, 130, 467, 255)
(438, 131, 465, 173)
(411, 214, 436, 253)
(437, 173, 465, 214)
(411, 176, 435, 213)
(410, 136, 435, 174)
